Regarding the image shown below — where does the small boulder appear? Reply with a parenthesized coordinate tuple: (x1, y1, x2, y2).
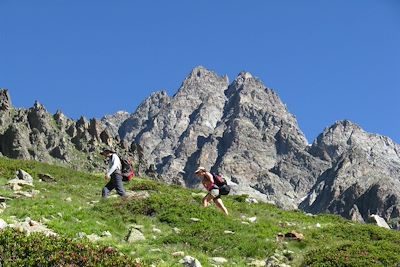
(0, 202, 6, 213)
(16, 170, 34, 184)
(10, 218, 57, 237)
(77, 232, 87, 238)
(38, 173, 56, 183)
(86, 234, 101, 242)
(7, 178, 34, 188)
(152, 227, 162, 234)
(0, 219, 8, 230)
(179, 256, 202, 267)
(173, 227, 181, 234)
(368, 214, 390, 229)
(101, 231, 112, 237)
(125, 190, 150, 200)
(0, 196, 11, 202)
(248, 217, 257, 223)
(245, 197, 259, 204)
(10, 183, 22, 191)
(283, 231, 304, 241)
(210, 257, 228, 265)
(172, 251, 185, 257)
(15, 191, 34, 198)
(126, 228, 146, 243)
(247, 259, 266, 266)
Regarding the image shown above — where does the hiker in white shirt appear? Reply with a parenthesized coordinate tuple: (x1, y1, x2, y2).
(100, 149, 126, 198)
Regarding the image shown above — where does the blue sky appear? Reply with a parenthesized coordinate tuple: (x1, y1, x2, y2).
(1, 1, 399, 143)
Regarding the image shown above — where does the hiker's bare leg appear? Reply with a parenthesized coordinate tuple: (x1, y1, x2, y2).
(213, 198, 229, 215)
(202, 194, 213, 207)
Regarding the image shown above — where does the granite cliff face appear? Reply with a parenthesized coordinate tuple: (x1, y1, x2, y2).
(115, 68, 331, 208)
(101, 111, 130, 138)
(301, 120, 400, 222)
(113, 67, 400, 223)
(3, 67, 400, 224)
(0, 89, 134, 172)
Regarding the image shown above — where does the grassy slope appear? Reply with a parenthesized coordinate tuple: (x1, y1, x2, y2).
(0, 157, 400, 266)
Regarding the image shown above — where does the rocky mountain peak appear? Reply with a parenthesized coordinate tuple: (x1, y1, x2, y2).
(324, 120, 362, 137)
(0, 89, 12, 111)
(27, 101, 52, 134)
(54, 110, 67, 122)
(141, 91, 170, 110)
(187, 66, 219, 80)
(33, 100, 46, 111)
(76, 116, 89, 127)
(118, 91, 171, 141)
(101, 111, 130, 138)
(309, 119, 399, 162)
(176, 66, 229, 100)
(302, 119, 400, 222)
(234, 71, 254, 85)
(53, 110, 71, 130)
(224, 71, 306, 143)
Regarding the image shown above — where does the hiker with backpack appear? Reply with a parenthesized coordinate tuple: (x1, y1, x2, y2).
(100, 149, 126, 198)
(195, 166, 229, 215)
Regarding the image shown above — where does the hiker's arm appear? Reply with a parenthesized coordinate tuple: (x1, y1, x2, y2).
(205, 172, 214, 184)
(201, 173, 214, 189)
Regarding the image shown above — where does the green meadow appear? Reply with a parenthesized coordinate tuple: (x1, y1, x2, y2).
(0, 157, 399, 266)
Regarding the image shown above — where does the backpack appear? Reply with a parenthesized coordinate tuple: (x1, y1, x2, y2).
(121, 157, 135, 182)
(212, 173, 230, 195)
(212, 173, 227, 187)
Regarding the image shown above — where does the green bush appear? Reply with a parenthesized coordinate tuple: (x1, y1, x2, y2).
(0, 229, 140, 267)
(303, 241, 400, 267)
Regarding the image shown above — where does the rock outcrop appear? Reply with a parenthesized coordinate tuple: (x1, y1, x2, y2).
(300, 120, 400, 222)
(101, 111, 130, 138)
(0, 92, 134, 172)
(0, 89, 12, 111)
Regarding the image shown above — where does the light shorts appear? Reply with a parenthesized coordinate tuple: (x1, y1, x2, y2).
(209, 188, 220, 198)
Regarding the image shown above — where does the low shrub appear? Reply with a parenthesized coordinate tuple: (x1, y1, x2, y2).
(303, 240, 400, 267)
(0, 229, 140, 267)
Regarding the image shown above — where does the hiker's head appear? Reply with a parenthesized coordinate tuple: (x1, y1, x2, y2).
(195, 166, 206, 177)
(100, 149, 115, 157)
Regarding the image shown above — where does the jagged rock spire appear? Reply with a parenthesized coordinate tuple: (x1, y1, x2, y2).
(0, 89, 12, 111)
